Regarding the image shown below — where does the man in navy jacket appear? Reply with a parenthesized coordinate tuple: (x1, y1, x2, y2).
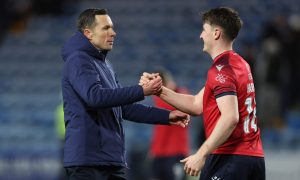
(61, 8, 190, 180)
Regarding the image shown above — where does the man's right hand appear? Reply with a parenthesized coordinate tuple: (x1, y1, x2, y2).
(139, 72, 162, 96)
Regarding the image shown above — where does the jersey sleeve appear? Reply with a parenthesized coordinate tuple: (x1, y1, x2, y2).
(208, 65, 237, 99)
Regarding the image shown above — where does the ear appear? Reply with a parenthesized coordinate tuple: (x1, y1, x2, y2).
(83, 29, 93, 40)
(214, 28, 221, 40)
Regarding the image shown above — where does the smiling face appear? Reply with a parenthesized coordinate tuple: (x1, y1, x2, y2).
(200, 23, 215, 53)
(84, 15, 116, 50)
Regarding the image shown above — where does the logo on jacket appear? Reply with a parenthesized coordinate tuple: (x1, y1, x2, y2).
(215, 74, 227, 83)
(211, 176, 220, 180)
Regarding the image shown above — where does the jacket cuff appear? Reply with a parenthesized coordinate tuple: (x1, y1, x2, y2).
(134, 85, 145, 100)
(153, 107, 170, 125)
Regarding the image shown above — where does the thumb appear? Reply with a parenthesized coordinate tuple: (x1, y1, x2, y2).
(143, 72, 152, 78)
(178, 114, 188, 119)
(180, 157, 188, 163)
(152, 73, 159, 76)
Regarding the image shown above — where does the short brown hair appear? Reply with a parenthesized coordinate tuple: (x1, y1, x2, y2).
(202, 7, 243, 41)
(77, 8, 108, 32)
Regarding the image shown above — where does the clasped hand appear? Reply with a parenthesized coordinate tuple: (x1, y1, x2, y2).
(139, 72, 162, 96)
(139, 72, 190, 128)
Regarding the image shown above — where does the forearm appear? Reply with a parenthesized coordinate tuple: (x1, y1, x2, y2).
(86, 85, 144, 108)
(196, 115, 237, 157)
(122, 103, 170, 124)
(159, 87, 202, 116)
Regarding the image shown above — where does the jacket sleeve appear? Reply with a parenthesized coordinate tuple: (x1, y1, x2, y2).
(122, 103, 170, 125)
(66, 52, 145, 108)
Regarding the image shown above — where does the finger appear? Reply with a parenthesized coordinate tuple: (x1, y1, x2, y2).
(141, 76, 150, 82)
(185, 115, 191, 121)
(157, 85, 163, 91)
(185, 166, 189, 173)
(143, 72, 155, 79)
(142, 74, 152, 80)
(186, 117, 191, 122)
(152, 81, 162, 89)
(186, 167, 192, 175)
(152, 81, 162, 90)
(153, 74, 161, 80)
(143, 76, 152, 81)
(185, 121, 189, 127)
(151, 77, 162, 84)
(183, 115, 190, 121)
(140, 78, 150, 85)
(142, 72, 151, 77)
(180, 158, 188, 163)
(179, 119, 188, 125)
(191, 170, 198, 177)
(183, 163, 187, 171)
(172, 122, 185, 128)
(151, 73, 159, 77)
(178, 114, 187, 119)
(180, 122, 186, 128)
(190, 170, 194, 176)
(191, 169, 197, 177)
(195, 170, 200, 177)
(139, 79, 146, 84)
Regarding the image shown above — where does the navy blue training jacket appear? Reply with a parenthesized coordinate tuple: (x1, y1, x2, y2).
(61, 31, 170, 167)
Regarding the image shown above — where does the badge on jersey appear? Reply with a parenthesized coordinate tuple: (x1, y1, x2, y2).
(215, 73, 227, 83)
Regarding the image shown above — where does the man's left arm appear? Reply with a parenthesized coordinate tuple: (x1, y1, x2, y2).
(122, 103, 189, 127)
(181, 95, 239, 176)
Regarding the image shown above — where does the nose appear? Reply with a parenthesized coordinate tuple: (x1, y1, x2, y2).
(110, 29, 116, 37)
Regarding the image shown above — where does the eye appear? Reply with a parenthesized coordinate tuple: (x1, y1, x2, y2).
(102, 25, 110, 30)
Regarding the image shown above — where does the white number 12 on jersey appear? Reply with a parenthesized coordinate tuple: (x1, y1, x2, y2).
(244, 97, 257, 134)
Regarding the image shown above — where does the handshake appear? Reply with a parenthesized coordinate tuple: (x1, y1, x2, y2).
(139, 72, 190, 128)
(139, 72, 163, 96)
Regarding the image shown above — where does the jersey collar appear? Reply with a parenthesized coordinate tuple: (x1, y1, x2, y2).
(213, 50, 234, 63)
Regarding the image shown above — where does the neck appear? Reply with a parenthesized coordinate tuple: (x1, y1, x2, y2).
(210, 41, 233, 60)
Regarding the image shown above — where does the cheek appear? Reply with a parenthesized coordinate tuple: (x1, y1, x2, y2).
(204, 34, 212, 41)
(96, 35, 106, 44)
(96, 32, 106, 40)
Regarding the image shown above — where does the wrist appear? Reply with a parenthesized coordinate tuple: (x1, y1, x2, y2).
(197, 143, 210, 158)
(157, 86, 166, 97)
(139, 84, 147, 96)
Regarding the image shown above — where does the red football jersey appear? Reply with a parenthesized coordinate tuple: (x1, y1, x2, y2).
(203, 50, 264, 157)
(150, 88, 189, 157)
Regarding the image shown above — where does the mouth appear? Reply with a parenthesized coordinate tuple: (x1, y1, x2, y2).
(107, 41, 114, 45)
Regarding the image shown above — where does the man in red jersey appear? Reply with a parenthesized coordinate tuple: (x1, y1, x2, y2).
(140, 7, 265, 180)
(150, 69, 190, 180)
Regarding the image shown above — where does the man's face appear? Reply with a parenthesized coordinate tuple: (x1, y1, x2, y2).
(199, 23, 215, 53)
(85, 15, 116, 50)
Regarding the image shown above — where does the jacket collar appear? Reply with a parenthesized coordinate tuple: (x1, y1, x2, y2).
(62, 31, 109, 62)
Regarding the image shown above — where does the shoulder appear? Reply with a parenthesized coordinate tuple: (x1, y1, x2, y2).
(65, 51, 93, 66)
(208, 60, 233, 78)
(207, 60, 237, 86)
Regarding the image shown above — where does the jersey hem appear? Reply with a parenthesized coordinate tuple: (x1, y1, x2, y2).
(211, 151, 264, 157)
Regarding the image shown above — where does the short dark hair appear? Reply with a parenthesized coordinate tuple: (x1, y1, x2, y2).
(202, 7, 243, 41)
(77, 8, 108, 32)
